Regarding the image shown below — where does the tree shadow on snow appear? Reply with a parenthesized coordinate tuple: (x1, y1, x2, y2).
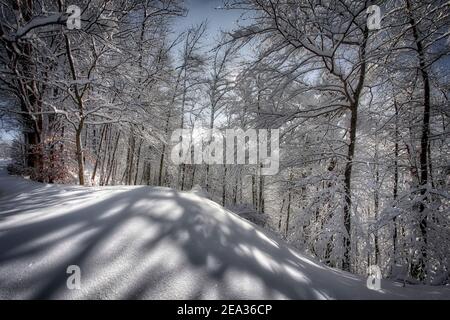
(1, 183, 444, 299)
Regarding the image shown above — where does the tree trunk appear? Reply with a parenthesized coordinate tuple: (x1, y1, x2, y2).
(158, 110, 171, 186)
(279, 197, 286, 232)
(64, 33, 86, 186)
(374, 145, 380, 266)
(134, 139, 142, 185)
(284, 172, 293, 239)
(342, 26, 368, 272)
(127, 134, 136, 185)
(91, 124, 108, 184)
(252, 175, 257, 210)
(406, 0, 430, 281)
(222, 165, 227, 206)
(342, 105, 358, 271)
(258, 163, 264, 213)
(105, 131, 120, 186)
(75, 125, 85, 186)
(393, 101, 399, 266)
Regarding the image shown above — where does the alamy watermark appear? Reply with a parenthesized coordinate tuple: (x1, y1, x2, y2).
(66, 264, 81, 290)
(366, 265, 382, 290)
(367, 5, 381, 30)
(66, 5, 81, 30)
(170, 128, 280, 175)
(65, 4, 379, 32)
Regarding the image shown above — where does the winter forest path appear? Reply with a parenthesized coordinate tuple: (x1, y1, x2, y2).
(0, 161, 449, 299)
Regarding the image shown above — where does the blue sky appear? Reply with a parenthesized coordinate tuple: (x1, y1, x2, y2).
(173, 0, 243, 43)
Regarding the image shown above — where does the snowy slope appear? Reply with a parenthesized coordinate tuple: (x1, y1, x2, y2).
(0, 163, 449, 299)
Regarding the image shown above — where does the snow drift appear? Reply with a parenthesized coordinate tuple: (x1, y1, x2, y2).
(0, 163, 449, 299)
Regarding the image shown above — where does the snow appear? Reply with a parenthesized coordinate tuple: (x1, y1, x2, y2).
(0, 161, 449, 299)
(15, 14, 65, 39)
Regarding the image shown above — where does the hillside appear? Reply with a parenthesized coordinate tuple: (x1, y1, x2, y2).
(0, 163, 449, 299)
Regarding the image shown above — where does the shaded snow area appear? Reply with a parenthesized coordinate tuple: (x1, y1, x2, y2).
(0, 166, 449, 299)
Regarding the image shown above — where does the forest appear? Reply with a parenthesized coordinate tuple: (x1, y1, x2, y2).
(0, 0, 449, 291)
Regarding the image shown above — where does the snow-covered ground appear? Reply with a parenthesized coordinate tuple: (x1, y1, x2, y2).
(0, 162, 449, 299)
